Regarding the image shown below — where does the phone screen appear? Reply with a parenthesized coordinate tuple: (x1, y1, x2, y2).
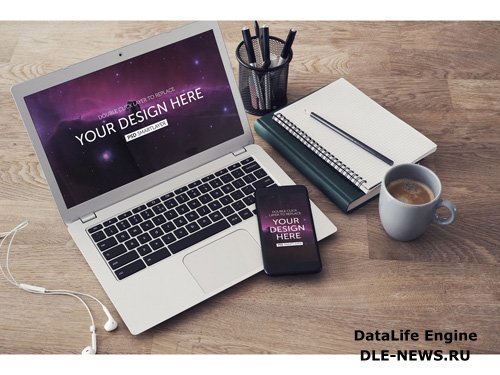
(255, 185, 321, 276)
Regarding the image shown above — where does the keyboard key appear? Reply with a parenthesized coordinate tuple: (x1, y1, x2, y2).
(241, 157, 254, 164)
(254, 168, 267, 179)
(88, 224, 103, 234)
(210, 188, 223, 199)
(209, 178, 223, 189)
(160, 192, 174, 201)
(196, 206, 210, 217)
(232, 178, 245, 189)
(253, 176, 274, 190)
(91, 230, 106, 243)
(176, 193, 189, 204)
(137, 244, 152, 256)
(243, 195, 255, 206)
(118, 211, 132, 220)
(185, 211, 200, 222)
(165, 209, 178, 220)
(199, 193, 213, 204)
(174, 227, 189, 239)
(174, 186, 188, 194)
(187, 188, 201, 199)
(97, 237, 118, 251)
(116, 231, 131, 243)
(215, 168, 228, 176)
(209, 211, 222, 222)
(173, 216, 188, 227)
(116, 220, 131, 231)
(238, 208, 253, 220)
(152, 204, 166, 215)
(176, 204, 189, 215)
(104, 225, 118, 237)
(124, 238, 140, 250)
(188, 180, 201, 188)
(201, 174, 215, 182)
(186, 222, 201, 233)
(197, 216, 212, 227)
(242, 185, 255, 195)
(103, 218, 118, 227)
(232, 200, 245, 211)
(230, 190, 244, 201)
(140, 209, 154, 220)
(129, 214, 143, 225)
(227, 213, 242, 226)
(221, 184, 235, 194)
(143, 247, 171, 266)
(164, 198, 178, 209)
(137, 233, 152, 244)
(132, 205, 146, 213)
(198, 183, 212, 193)
(128, 225, 142, 237)
(220, 173, 234, 183)
(149, 227, 164, 239)
(242, 161, 259, 174)
(187, 199, 201, 210)
(140, 220, 154, 231)
(231, 169, 244, 178)
(243, 174, 256, 183)
(169, 219, 230, 254)
(103, 244, 127, 260)
(109, 250, 139, 270)
(161, 233, 176, 245)
(208, 201, 222, 211)
(152, 215, 166, 226)
(115, 259, 146, 280)
(161, 222, 175, 233)
(149, 239, 163, 250)
(228, 162, 241, 170)
(221, 206, 235, 216)
(220, 195, 234, 206)
(146, 198, 161, 207)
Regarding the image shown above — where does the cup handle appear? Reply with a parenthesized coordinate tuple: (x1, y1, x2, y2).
(433, 199, 457, 225)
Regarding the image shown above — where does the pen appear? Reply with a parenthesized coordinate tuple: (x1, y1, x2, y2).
(254, 21, 262, 58)
(242, 27, 264, 111)
(308, 110, 394, 166)
(261, 25, 271, 110)
(278, 29, 296, 66)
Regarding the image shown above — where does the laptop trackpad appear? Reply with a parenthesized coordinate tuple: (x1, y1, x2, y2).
(183, 229, 263, 294)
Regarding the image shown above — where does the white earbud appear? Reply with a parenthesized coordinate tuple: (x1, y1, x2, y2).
(102, 306, 118, 332)
(82, 325, 97, 355)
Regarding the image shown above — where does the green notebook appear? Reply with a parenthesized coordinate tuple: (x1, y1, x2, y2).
(254, 78, 437, 212)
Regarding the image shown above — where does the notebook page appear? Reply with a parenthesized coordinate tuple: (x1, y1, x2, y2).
(276, 79, 437, 191)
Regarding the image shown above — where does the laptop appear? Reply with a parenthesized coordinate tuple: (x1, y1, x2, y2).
(11, 21, 337, 335)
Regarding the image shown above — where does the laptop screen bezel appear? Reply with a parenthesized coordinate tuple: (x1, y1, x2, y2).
(11, 21, 254, 224)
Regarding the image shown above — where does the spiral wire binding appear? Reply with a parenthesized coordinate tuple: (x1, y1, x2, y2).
(272, 113, 367, 188)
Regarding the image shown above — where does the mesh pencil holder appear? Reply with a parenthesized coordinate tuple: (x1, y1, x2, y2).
(236, 36, 293, 115)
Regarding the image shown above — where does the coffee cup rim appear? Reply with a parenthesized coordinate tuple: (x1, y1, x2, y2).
(383, 163, 441, 207)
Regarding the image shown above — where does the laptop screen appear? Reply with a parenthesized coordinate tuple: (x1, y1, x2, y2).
(24, 30, 243, 209)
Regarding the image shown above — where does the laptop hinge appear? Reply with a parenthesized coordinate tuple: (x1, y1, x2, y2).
(232, 147, 247, 156)
(80, 212, 97, 224)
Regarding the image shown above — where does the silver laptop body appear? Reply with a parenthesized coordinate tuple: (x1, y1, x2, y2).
(12, 21, 336, 334)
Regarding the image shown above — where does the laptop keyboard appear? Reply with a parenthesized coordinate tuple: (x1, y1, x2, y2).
(87, 157, 275, 281)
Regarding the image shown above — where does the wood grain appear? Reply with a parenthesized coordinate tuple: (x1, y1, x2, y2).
(0, 21, 498, 354)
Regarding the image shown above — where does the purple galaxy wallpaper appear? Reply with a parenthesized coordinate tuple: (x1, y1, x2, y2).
(25, 30, 243, 208)
(256, 188, 318, 264)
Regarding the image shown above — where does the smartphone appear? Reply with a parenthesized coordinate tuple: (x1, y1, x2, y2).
(255, 185, 321, 276)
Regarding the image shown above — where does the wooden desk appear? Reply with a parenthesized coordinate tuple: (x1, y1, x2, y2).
(0, 21, 498, 354)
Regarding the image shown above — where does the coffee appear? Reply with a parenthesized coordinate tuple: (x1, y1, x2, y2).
(387, 178, 435, 205)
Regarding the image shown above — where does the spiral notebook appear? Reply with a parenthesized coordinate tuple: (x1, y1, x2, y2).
(272, 78, 437, 195)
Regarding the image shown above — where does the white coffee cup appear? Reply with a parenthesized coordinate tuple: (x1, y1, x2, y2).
(379, 164, 457, 241)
